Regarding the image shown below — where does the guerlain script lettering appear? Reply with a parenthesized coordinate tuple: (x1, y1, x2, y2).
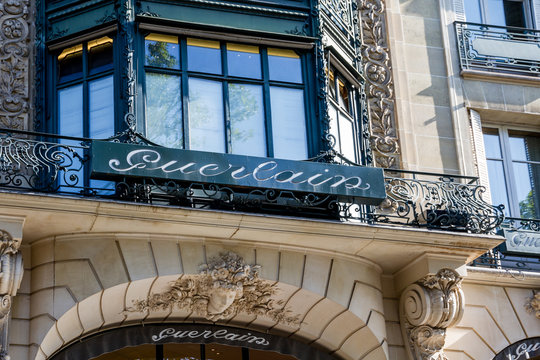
(506, 341, 540, 360)
(151, 328, 270, 346)
(108, 149, 370, 191)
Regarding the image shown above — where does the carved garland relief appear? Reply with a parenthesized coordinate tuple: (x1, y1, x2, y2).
(526, 290, 540, 319)
(359, 0, 401, 169)
(0, 0, 29, 130)
(130, 252, 300, 325)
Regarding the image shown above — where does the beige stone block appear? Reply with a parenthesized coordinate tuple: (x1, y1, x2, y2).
(348, 282, 384, 323)
(29, 316, 55, 349)
(482, 82, 505, 111)
(55, 235, 128, 289)
(150, 239, 182, 276)
(179, 243, 205, 274)
(317, 311, 365, 351)
(8, 345, 30, 360)
(39, 324, 63, 357)
(302, 255, 331, 296)
(226, 312, 257, 328)
(367, 311, 387, 343)
(248, 315, 278, 333)
(361, 346, 387, 360)
(117, 236, 157, 281)
(334, 326, 381, 360)
(502, 84, 526, 113)
(462, 80, 487, 108)
(381, 275, 396, 298)
(34, 347, 47, 360)
(326, 259, 380, 308)
(386, 322, 402, 346)
(388, 13, 404, 42)
(505, 287, 540, 338)
(299, 298, 345, 342)
(388, 345, 407, 360)
(445, 350, 473, 360)
(31, 239, 54, 268)
(101, 283, 128, 327)
(278, 251, 304, 287)
(404, 45, 447, 77)
(408, 74, 450, 107)
(414, 135, 459, 172)
(446, 327, 495, 359)
(30, 289, 53, 319)
(399, 0, 440, 19)
(401, 16, 442, 47)
(124, 277, 156, 322)
(255, 248, 279, 281)
(78, 291, 104, 333)
(409, 104, 455, 138)
(54, 260, 102, 302)
(145, 275, 177, 321)
(461, 283, 526, 342)
(524, 86, 540, 114)
(458, 306, 509, 352)
(53, 287, 77, 319)
(12, 293, 30, 319)
(9, 318, 29, 345)
(383, 299, 399, 322)
(19, 269, 31, 294)
(31, 263, 54, 291)
(56, 305, 83, 344)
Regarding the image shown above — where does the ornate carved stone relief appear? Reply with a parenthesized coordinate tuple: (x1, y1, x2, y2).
(130, 252, 300, 324)
(0, 229, 24, 360)
(359, 0, 401, 169)
(400, 269, 465, 360)
(0, 0, 30, 130)
(526, 290, 540, 319)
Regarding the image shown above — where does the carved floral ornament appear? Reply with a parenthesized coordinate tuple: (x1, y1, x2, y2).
(526, 290, 540, 319)
(400, 269, 465, 360)
(129, 252, 300, 325)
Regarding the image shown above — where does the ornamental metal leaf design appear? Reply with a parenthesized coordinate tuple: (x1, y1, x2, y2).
(130, 252, 300, 325)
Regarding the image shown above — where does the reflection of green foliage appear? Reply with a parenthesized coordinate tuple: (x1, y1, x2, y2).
(146, 73, 182, 148)
(519, 190, 537, 219)
(229, 84, 259, 145)
(146, 41, 178, 68)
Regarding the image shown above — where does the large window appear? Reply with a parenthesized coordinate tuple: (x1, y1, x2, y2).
(465, 0, 532, 27)
(143, 34, 309, 160)
(483, 127, 540, 219)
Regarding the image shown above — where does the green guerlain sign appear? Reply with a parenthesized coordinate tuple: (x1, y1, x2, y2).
(502, 229, 540, 255)
(91, 141, 386, 205)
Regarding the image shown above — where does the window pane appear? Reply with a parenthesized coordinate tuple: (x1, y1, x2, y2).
(145, 34, 180, 69)
(58, 85, 83, 191)
(486, 159, 510, 216)
(88, 36, 113, 74)
(146, 73, 182, 148)
(338, 77, 350, 112)
(270, 87, 307, 160)
(503, 0, 526, 27)
(483, 129, 502, 159)
(512, 162, 540, 219)
(227, 43, 261, 79)
(188, 38, 221, 74)
(189, 78, 225, 152)
(229, 83, 266, 156)
(486, 0, 506, 26)
(328, 104, 340, 152)
(509, 131, 540, 162)
(58, 44, 83, 83)
(268, 49, 302, 84)
(89, 75, 115, 193)
(464, 0, 482, 23)
(328, 69, 336, 99)
(205, 343, 242, 360)
(339, 116, 356, 162)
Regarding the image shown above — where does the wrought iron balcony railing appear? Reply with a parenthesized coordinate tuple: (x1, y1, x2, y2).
(0, 128, 504, 234)
(455, 21, 540, 77)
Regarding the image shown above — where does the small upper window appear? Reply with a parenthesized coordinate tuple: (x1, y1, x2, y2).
(143, 34, 308, 160)
(465, 0, 530, 28)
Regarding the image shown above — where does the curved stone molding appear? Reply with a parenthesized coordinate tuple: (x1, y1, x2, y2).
(400, 269, 464, 360)
(0, 0, 30, 130)
(359, 0, 401, 169)
(0, 229, 23, 360)
(129, 252, 300, 324)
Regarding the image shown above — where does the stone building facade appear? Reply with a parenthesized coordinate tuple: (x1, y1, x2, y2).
(0, 0, 538, 359)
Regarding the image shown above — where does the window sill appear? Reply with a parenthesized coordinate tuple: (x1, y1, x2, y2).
(461, 69, 540, 86)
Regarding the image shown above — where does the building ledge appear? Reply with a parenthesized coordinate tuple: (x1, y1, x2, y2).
(465, 266, 540, 288)
(461, 69, 540, 86)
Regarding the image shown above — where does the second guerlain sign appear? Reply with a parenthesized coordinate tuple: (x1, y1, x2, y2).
(91, 141, 386, 205)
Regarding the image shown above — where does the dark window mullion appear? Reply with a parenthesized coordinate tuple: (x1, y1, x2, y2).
(82, 42, 91, 189)
(261, 48, 273, 157)
(222, 42, 232, 153)
(181, 39, 190, 150)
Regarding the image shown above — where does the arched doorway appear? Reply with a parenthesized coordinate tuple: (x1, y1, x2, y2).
(49, 324, 336, 360)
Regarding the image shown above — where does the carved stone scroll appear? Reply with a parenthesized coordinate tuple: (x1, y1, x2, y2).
(0, 0, 29, 130)
(359, 0, 401, 169)
(0, 230, 24, 360)
(130, 252, 299, 325)
(400, 269, 465, 360)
